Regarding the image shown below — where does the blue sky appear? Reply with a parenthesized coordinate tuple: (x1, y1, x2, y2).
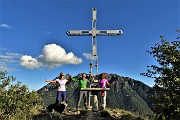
(0, 0, 179, 90)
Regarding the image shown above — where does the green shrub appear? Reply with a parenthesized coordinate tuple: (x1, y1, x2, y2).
(0, 71, 43, 120)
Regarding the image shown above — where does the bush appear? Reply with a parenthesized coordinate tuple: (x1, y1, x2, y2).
(141, 31, 180, 120)
(0, 71, 43, 120)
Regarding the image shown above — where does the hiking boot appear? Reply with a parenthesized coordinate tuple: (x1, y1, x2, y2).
(99, 106, 105, 111)
(85, 105, 88, 110)
(76, 107, 79, 112)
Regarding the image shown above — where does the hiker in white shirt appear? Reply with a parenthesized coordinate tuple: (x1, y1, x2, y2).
(45, 72, 69, 104)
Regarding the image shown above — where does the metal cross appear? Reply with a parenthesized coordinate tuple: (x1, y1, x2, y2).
(67, 8, 123, 76)
(67, 8, 123, 110)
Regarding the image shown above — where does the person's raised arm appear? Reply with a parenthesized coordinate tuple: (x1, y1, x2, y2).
(45, 79, 56, 83)
(70, 75, 79, 82)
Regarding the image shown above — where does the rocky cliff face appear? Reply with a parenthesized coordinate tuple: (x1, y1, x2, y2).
(38, 73, 154, 116)
(104, 74, 154, 116)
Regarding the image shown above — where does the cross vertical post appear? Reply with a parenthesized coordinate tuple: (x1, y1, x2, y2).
(91, 8, 98, 75)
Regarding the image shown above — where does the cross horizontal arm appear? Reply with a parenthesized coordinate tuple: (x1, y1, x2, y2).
(66, 30, 91, 36)
(66, 30, 123, 36)
(97, 30, 123, 35)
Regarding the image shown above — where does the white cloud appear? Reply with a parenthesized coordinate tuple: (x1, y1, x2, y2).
(0, 53, 21, 62)
(0, 48, 10, 52)
(20, 44, 82, 69)
(83, 53, 98, 60)
(42, 31, 50, 35)
(0, 63, 18, 72)
(0, 51, 22, 72)
(0, 24, 11, 29)
(20, 55, 42, 69)
(0, 62, 8, 71)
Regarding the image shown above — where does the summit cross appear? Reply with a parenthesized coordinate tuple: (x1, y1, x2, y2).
(67, 8, 123, 110)
(67, 8, 123, 75)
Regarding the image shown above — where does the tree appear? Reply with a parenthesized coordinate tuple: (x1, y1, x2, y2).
(141, 32, 180, 120)
(0, 71, 42, 119)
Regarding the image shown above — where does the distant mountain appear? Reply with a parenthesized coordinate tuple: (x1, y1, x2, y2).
(38, 73, 154, 116)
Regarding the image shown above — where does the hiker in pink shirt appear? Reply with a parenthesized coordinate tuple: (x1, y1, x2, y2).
(99, 73, 110, 110)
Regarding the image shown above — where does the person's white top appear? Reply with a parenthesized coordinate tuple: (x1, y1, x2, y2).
(56, 79, 68, 91)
